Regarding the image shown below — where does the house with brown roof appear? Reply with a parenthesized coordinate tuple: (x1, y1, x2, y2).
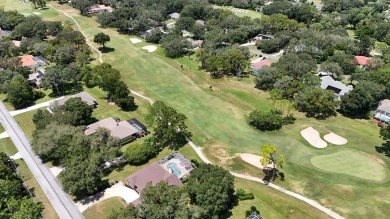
(126, 163, 183, 194)
(84, 117, 147, 142)
(251, 58, 273, 75)
(19, 55, 47, 69)
(355, 56, 372, 67)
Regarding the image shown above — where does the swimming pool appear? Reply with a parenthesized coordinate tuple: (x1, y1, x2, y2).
(167, 163, 181, 177)
(131, 124, 142, 133)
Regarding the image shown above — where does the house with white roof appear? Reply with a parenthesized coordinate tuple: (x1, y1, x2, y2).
(374, 99, 390, 123)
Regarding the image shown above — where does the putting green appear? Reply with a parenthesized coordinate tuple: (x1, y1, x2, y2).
(310, 149, 388, 182)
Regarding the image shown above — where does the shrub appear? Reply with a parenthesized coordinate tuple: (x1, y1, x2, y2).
(248, 110, 284, 131)
(238, 193, 254, 200)
(236, 188, 246, 196)
(125, 143, 155, 165)
(245, 206, 260, 217)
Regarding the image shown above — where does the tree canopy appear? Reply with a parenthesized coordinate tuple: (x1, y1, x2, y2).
(146, 101, 190, 150)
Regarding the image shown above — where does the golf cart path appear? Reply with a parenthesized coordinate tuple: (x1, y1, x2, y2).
(48, 4, 344, 219)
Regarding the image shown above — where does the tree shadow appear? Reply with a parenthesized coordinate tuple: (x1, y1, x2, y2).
(375, 142, 390, 157)
(98, 47, 115, 53)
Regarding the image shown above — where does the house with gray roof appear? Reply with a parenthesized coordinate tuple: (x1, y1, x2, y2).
(374, 99, 390, 123)
(28, 69, 45, 88)
(49, 91, 97, 110)
(320, 76, 353, 100)
(169, 12, 180, 19)
(247, 212, 263, 219)
(84, 117, 148, 142)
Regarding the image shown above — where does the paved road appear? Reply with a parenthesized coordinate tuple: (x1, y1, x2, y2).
(49, 5, 343, 218)
(0, 101, 83, 219)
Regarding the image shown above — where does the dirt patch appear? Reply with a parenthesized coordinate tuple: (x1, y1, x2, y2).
(204, 143, 235, 167)
(365, 153, 385, 165)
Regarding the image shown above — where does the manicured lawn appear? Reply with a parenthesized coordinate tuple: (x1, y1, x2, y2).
(83, 197, 125, 219)
(9, 3, 390, 218)
(14, 109, 38, 140)
(310, 149, 388, 182)
(231, 178, 329, 219)
(213, 5, 263, 19)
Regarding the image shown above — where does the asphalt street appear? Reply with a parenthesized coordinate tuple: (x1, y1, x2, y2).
(0, 101, 83, 219)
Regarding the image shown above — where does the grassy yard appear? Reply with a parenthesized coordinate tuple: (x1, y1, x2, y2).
(83, 197, 125, 219)
(6, 2, 390, 218)
(213, 5, 263, 19)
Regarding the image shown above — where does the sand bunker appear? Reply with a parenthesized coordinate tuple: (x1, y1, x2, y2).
(129, 38, 142, 44)
(240, 153, 272, 169)
(324, 132, 348, 145)
(142, 45, 157, 52)
(301, 127, 327, 148)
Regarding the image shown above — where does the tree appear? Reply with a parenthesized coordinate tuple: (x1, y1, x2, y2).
(124, 137, 159, 165)
(319, 62, 344, 78)
(60, 154, 107, 199)
(161, 34, 190, 58)
(274, 53, 316, 79)
(295, 88, 338, 119)
(255, 67, 282, 91)
(7, 75, 33, 109)
(31, 122, 83, 162)
(340, 86, 374, 118)
(146, 101, 190, 150)
(140, 182, 192, 219)
(94, 32, 110, 48)
(260, 144, 285, 181)
(89, 128, 121, 162)
(63, 97, 94, 126)
(186, 164, 235, 217)
(248, 110, 284, 131)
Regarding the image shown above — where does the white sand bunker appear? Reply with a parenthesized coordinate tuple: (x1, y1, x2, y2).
(324, 132, 348, 145)
(240, 153, 273, 169)
(142, 45, 157, 52)
(33, 12, 41, 15)
(301, 127, 327, 148)
(130, 38, 142, 44)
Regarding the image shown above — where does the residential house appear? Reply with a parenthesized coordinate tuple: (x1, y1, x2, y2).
(374, 99, 390, 123)
(88, 5, 113, 14)
(247, 212, 263, 219)
(195, 20, 205, 26)
(187, 38, 203, 48)
(28, 69, 45, 88)
(320, 76, 353, 100)
(254, 34, 274, 41)
(19, 55, 47, 69)
(126, 163, 183, 194)
(12, 40, 21, 47)
(251, 58, 272, 75)
(169, 12, 180, 20)
(84, 117, 148, 142)
(0, 29, 12, 38)
(49, 91, 97, 110)
(355, 56, 372, 68)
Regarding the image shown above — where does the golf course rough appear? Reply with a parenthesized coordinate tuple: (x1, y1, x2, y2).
(310, 149, 388, 182)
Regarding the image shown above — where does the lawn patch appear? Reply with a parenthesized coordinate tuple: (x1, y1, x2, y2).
(310, 149, 388, 182)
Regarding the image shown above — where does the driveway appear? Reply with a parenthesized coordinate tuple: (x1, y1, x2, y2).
(9, 97, 64, 116)
(76, 181, 139, 212)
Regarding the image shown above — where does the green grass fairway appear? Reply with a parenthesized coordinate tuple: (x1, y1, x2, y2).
(213, 5, 263, 19)
(310, 149, 388, 182)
